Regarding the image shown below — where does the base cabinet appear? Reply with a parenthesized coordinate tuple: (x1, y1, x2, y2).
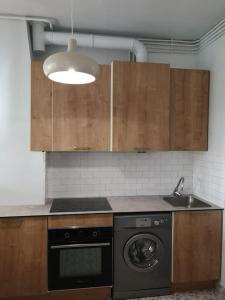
(172, 211, 222, 291)
(0, 210, 222, 299)
(0, 217, 48, 298)
(0, 287, 111, 300)
(48, 287, 111, 300)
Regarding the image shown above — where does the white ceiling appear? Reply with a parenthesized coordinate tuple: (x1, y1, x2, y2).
(1, 0, 225, 40)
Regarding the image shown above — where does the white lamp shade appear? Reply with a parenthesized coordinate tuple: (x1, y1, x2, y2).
(43, 39, 100, 84)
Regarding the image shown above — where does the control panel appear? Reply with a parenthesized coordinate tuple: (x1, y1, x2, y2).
(135, 216, 169, 228)
(114, 213, 172, 230)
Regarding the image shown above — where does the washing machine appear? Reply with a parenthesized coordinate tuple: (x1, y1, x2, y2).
(113, 213, 172, 299)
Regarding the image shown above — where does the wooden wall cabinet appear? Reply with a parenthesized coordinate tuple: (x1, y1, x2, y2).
(173, 210, 222, 291)
(0, 217, 48, 298)
(52, 65, 110, 151)
(31, 61, 52, 151)
(112, 61, 170, 151)
(31, 62, 110, 151)
(31, 61, 209, 152)
(170, 68, 209, 150)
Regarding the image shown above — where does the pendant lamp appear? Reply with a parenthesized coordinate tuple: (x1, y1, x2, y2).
(43, 1, 99, 84)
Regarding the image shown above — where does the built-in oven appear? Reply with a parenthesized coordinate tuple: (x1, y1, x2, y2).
(48, 227, 112, 291)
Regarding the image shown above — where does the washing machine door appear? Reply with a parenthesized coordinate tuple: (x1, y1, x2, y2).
(124, 233, 164, 272)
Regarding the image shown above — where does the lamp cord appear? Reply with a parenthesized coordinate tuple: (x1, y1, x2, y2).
(70, 0, 74, 37)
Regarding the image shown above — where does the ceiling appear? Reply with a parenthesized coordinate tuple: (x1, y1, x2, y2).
(1, 0, 225, 40)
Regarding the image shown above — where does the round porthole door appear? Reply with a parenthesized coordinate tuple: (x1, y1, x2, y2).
(123, 233, 164, 272)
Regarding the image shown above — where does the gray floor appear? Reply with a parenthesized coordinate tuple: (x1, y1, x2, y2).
(130, 289, 225, 300)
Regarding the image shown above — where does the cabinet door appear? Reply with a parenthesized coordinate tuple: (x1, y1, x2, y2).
(173, 211, 222, 291)
(0, 217, 48, 298)
(170, 69, 209, 150)
(48, 214, 113, 229)
(112, 61, 170, 151)
(52, 65, 110, 151)
(31, 61, 53, 151)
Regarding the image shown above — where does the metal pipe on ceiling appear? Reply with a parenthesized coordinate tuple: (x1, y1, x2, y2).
(2, 13, 225, 55)
(33, 26, 149, 62)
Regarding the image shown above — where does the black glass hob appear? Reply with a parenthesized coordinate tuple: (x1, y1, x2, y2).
(50, 197, 112, 213)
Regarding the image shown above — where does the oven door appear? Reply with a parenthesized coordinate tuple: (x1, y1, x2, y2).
(48, 241, 112, 290)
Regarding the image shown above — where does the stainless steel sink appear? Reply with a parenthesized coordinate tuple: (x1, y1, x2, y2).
(163, 195, 211, 208)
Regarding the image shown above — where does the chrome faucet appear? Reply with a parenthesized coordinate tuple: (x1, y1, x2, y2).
(173, 177, 184, 197)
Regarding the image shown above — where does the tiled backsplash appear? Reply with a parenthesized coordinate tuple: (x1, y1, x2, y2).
(193, 151, 225, 208)
(46, 152, 193, 198)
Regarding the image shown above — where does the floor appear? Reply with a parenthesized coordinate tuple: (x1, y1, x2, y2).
(131, 288, 225, 299)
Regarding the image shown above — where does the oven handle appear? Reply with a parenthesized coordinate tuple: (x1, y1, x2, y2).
(50, 242, 111, 249)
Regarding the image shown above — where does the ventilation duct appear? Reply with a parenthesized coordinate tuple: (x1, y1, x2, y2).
(32, 23, 148, 62)
(2, 14, 225, 56)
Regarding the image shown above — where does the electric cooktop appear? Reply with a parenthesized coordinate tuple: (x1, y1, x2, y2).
(50, 197, 112, 213)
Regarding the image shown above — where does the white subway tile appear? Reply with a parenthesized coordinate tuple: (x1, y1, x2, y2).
(46, 152, 193, 198)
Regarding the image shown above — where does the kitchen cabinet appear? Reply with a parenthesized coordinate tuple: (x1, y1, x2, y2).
(170, 68, 209, 150)
(48, 287, 111, 300)
(31, 61, 210, 152)
(31, 61, 53, 151)
(0, 217, 48, 298)
(52, 65, 110, 151)
(0, 288, 111, 300)
(173, 210, 222, 291)
(112, 61, 170, 151)
(31, 61, 110, 151)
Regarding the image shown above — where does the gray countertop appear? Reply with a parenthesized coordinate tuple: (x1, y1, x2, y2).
(0, 195, 222, 218)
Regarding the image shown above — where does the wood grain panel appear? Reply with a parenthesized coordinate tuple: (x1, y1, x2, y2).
(112, 61, 170, 151)
(0, 295, 48, 300)
(31, 61, 52, 151)
(173, 211, 222, 290)
(0, 287, 111, 300)
(48, 287, 111, 300)
(52, 65, 110, 151)
(170, 68, 209, 150)
(172, 280, 217, 292)
(48, 214, 113, 228)
(0, 217, 48, 298)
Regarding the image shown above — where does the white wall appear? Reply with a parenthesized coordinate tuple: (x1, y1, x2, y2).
(0, 20, 45, 205)
(193, 35, 225, 286)
(149, 52, 198, 68)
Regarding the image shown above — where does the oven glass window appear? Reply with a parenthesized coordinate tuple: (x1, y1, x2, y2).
(59, 248, 102, 278)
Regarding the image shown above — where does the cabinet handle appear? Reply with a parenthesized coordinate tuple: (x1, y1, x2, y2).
(72, 146, 91, 151)
(189, 211, 212, 216)
(51, 242, 111, 249)
(133, 147, 149, 152)
(0, 218, 23, 228)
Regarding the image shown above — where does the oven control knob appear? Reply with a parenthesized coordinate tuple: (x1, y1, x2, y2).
(154, 220, 160, 226)
(64, 232, 70, 239)
(92, 231, 98, 237)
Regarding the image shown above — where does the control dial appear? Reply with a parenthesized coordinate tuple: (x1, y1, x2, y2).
(153, 220, 160, 226)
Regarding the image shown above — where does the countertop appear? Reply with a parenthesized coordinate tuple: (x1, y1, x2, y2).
(0, 195, 222, 218)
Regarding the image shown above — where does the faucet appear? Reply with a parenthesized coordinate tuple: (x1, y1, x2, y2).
(173, 177, 184, 197)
